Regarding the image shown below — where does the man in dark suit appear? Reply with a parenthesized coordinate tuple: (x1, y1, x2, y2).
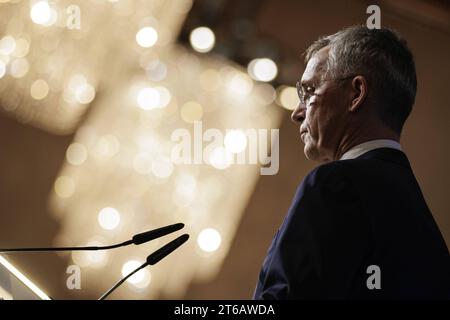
(253, 26, 450, 299)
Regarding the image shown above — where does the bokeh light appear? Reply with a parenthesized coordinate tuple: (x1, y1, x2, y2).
(136, 27, 158, 48)
(72, 239, 108, 268)
(189, 27, 215, 53)
(30, 79, 49, 100)
(227, 73, 253, 96)
(146, 60, 167, 81)
(66, 142, 88, 165)
(133, 152, 153, 175)
(121, 260, 149, 286)
(98, 207, 121, 230)
(45, 8, 58, 27)
(75, 83, 96, 104)
(180, 101, 203, 123)
(10, 58, 29, 78)
(173, 173, 197, 207)
(151, 157, 174, 178)
(92, 135, 120, 159)
(248, 58, 278, 82)
(197, 228, 222, 253)
(12, 38, 30, 58)
(224, 130, 247, 154)
(0, 36, 16, 55)
(54, 176, 75, 199)
(155, 86, 171, 108)
(209, 147, 233, 170)
(0, 61, 5, 79)
(137, 87, 160, 110)
(277, 86, 299, 110)
(30, 1, 51, 25)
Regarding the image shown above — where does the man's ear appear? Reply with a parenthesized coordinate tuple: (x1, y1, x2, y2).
(349, 75, 368, 112)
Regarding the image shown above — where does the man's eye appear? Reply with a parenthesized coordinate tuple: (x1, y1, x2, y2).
(305, 85, 315, 93)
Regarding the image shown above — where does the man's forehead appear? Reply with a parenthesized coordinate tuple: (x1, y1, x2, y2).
(301, 46, 330, 83)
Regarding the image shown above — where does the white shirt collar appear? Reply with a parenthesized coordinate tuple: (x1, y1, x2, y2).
(339, 139, 402, 160)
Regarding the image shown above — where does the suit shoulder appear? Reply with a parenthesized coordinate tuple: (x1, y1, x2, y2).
(303, 160, 355, 188)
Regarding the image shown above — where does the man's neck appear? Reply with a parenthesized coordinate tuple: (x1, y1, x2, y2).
(332, 127, 400, 162)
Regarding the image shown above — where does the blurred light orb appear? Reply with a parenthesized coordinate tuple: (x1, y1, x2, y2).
(0, 36, 16, 55)
(68, 74, 87, 92)
(155, 86, 171, 108)
(174, 174, 197, 206)
(146, 60, 167, 81)
(180, 101, 203, 123)
(227, 73, 253, 95)
(0, 61, 7, 79)
(75, 83, 96, 104)
(248, 58, 278, 82)
(224, 130, 247, 154)
(10, 58, 29, 78)
(136, 27, 158, 48)
(133, 152, 153, 175)
(0, 55, 10, 65)
(254, 83, 276, 105)
(137, 87, 160, 110)
(197, 228, 222, 252)
(278, 86, 299, 110)
(98, 207, 121, 230)
(122, 260, 146, 284)
(12, 38, 30, 57)
(151, 157, 174, 178)
(209, 147, 233, 170)
(87, 243, 107, 265)
(135, 130, 160, 151)
(189, 27, 215, 53)
(44, 8, 58, 26)
(30, 1, 51, 25)
(66, 142, 88, 165)
(30, 79, 49, 100)
(73, 239, 108, 268)
(133, 270, 151, 289)
(94, 135, 120, 159)
(54, 176, 75, 198)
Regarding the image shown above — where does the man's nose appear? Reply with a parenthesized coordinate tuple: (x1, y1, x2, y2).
(291, 101, 306, 123)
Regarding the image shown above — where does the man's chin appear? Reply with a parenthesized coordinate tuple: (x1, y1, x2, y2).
(303, 143, 319, 161)
(303, 143, 313, 160)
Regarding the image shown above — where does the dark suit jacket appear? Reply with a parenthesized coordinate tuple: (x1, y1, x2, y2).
(253, 148, 450, 299)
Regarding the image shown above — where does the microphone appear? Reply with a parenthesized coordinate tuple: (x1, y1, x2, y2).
(146, 233, 190, 265)
(132, 223, 184, 245)
(98, 233, 189, 300)
(0, 223, 185, 253)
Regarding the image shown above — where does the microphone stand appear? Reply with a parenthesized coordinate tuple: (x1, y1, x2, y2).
(0, 223, 186, 300)
(0, 222, 184, 253)
(98, 234, 189, 300)
(0, 240, 133, 253)
(98, 261, 149, 300)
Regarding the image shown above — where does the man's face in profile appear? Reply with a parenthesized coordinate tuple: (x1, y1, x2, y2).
(292, 46, 352, 163)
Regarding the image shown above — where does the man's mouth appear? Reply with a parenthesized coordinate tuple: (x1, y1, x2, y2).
(300, 128, 307, 141)
(301, 132, 307, 141)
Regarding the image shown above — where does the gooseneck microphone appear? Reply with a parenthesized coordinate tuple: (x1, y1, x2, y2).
(0, 223, 184, 253)
(146, 233, 190, 265)
(98, 233, 189, 300)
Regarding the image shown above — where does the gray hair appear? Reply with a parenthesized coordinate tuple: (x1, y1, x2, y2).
(305, 25, 417, 134)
